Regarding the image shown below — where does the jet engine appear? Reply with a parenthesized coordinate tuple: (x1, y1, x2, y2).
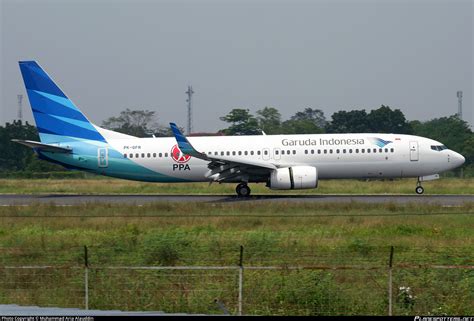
(269, 166, 318, 190)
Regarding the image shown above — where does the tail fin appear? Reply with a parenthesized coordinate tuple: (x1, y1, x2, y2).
(19, 61, 106, 143)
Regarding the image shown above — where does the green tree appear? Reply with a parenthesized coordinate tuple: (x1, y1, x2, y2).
(219, 108, 260, 135)
(290, 108, 327, 128)
(281, 108, 326, 134)
(102, 109, 159, 137)
(0, 120, 37, 171)
(256, 107, 282, 134)
(326, 106, 412, 134)
(326, 110, 370, 133)
(0, 120, 62, 172)
(367, 105, 412, 134)
(461, 135, 474, 166)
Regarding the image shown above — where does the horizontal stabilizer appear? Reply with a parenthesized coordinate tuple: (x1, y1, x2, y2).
(11, 139, 72, 153)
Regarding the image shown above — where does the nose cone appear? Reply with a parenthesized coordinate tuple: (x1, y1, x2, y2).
(452, 152, 465, 168)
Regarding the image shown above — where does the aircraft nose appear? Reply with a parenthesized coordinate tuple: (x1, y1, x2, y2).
(452, 152, 465, 167)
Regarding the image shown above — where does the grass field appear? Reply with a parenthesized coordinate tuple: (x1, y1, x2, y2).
(0, 177, 473, 194)
(0, 201, 473, 315)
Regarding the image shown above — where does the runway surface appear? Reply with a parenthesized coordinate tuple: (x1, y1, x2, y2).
(0, 194, 473, 206)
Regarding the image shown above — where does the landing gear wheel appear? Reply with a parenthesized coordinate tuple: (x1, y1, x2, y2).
(415, 186, 424, 195)
(236, 183, 251, 197)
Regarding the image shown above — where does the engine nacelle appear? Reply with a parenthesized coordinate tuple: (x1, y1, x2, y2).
(269, 166, 318, 190)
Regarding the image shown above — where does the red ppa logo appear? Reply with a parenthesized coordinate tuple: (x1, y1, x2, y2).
(171, 144, 191, 163)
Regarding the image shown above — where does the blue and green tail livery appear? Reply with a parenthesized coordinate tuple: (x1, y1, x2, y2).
(19, 61, 105, 143)
(16, 61, 186, 182)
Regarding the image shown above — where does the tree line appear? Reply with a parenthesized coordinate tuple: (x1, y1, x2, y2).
(0, 105, 472, 175)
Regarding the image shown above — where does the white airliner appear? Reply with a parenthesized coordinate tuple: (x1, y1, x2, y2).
(14, 61, 465, 196)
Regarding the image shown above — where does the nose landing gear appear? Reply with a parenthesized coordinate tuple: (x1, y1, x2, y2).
(415, 178, 424, 195)
(236, 183, 251, 197)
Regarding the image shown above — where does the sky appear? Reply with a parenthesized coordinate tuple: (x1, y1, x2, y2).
(1, 0, 473, 133)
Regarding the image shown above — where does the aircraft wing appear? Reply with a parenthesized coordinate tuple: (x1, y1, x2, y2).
(169, 123, 276, 182)
(12, 139, 72, 153)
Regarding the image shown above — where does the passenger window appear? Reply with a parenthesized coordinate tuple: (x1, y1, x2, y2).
(129, 154, 133, 158)
(159, 153, 162, 157)
(136, 153, 139, 158)
(390, 148, 394, 153)
(343, 149, 346, 154)
(355, 149, 359, 153)
(349, 149, 352, 153)
(257, 151, 261, 155)
(238, 151, 242, 156)
(275, 150, 279, 155)
(329, 149, 333, 154)
(311, 150, 315, 154)
(304, 150, 308, 154)
(361, 149, 365, 153)
(384, 148, 388, 153)
(336, 149, 340, 154)
(318, 150, 321, 154)
(226, 151, 230, 156)
(293, 150, 296, 155)
(373, 148, 376, 153)
(379, 148, 383, 153)
(324, 150, 327, 154)
(147, 153, 151, 158)
(250, 151, 254, 155)
(244, 151, 248, 156)
(164, 153, 168, 157)
(264, 150, 268, 155)
(221, 151, 224, 156)
(153, 153, 156, 157)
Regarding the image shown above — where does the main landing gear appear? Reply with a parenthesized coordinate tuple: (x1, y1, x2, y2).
(236, 183, 251, 197)
(415, 178, 424, 195)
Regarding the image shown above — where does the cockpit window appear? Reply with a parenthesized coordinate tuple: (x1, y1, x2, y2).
(431, 145, 448, 151)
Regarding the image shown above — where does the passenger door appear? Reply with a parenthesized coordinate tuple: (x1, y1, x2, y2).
(409, 141, 419, 161)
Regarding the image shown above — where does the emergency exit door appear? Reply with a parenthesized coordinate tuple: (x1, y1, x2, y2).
(409, 141, 419, 161)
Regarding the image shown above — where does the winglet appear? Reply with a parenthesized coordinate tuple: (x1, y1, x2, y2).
(169, 123, 208, 159)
